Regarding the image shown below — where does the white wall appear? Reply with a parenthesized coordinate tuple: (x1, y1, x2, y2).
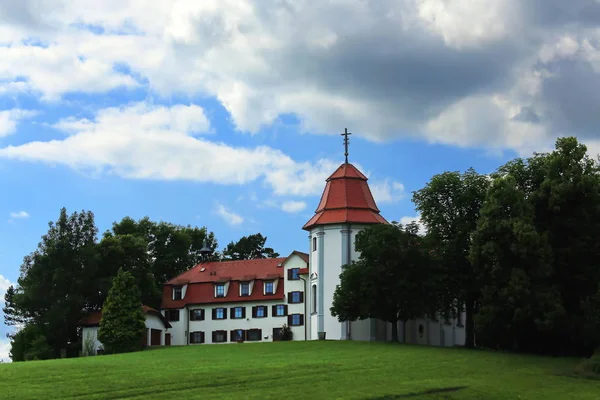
(81, 326, 101, 354)
(146, 314, 168, 345)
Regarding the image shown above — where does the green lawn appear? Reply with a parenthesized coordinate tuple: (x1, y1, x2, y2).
(0, 341, 598, 399)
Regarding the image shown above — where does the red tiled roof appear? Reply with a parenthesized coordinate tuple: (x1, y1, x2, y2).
(303, 163, 389, 230)
(161, 257, 290, 308)
(79, 305, 171, 328)
(165, 257, 287, 286)
(299, 268, 309, 274)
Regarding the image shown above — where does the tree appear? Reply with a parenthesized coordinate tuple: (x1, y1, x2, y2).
(110, 217, 219, 286)
(222, 233, 279, 260)
(412, 168, 490, 348)
(97, 268, 146, 354)
(96, 233, 160, 309)
(3, 208, 99, 359)
(330, 222, 436, 342)
(469, 175, 565, 352)
(487, 137, 600, 355)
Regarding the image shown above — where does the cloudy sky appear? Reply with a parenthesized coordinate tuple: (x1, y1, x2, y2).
(1, 0, 600, 361)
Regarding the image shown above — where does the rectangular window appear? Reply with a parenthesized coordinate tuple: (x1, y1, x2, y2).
(287, 268, 300, 280)
(252, 305, 267, 318)
(215, 284, 225, 298)
(240, 282, 250, 296)
(212, 307, 227, 320)
(246, 329, 262, 341)
(312, 284, 317, 314)
(189, 309, 204, 321)
(288, 313, 304, 326)
(272, 304, 288, 317)
(166, 309, 180, 322)
(212, 330, 227, 343)
(230, 306, 245, 319)
(264, 281, 274, 295)
(189, 331, 204, 344)
(173, 286, 182, 300)
(231, 329, 245, 341)
(288, 291, 303, 304)
(313, 237, 317, 252)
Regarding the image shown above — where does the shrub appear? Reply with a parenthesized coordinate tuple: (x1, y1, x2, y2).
(280, 324, 293, 341)
(97, 268, 146, 354)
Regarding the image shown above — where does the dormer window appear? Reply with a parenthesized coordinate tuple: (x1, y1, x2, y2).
(215, 283, 225, 298)
(173, 286, 182, 300)
(264, 281, 274, 295)
(240, 282, 250, 296)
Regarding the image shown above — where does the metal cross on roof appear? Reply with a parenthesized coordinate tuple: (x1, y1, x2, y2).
(341, 128, 351, 163)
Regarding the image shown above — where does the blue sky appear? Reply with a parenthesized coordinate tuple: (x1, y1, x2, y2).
(1, 0, 599, 361)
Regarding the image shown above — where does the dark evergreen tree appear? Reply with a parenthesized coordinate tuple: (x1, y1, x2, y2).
(97, 268, 146, 354)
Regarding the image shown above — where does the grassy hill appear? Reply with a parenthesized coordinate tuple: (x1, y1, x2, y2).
(0, 341, 598, 399)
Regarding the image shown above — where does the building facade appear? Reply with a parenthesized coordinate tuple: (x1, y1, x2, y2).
(160, 252, 309, 345)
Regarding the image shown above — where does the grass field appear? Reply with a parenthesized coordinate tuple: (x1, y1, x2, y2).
(0, 341, 598, 399)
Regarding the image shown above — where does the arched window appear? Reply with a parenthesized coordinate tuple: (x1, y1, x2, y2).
(312, 284, 317, 313)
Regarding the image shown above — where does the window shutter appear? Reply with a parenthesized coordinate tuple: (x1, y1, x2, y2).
(230, 308, 234, 319)
(212, 331, 216, 342)
(242, 307, 246, 318)
(300, 292, 304, 303)
(264, 306, 268, 317)
(300, 314, 304, 325)
(212, 309, 216, 319)
(287, 315, 292, 325)
(258, 329, 262, 339)
(201, 332, 205, 343)
(223, 308, 227, 320)
(287, 292, 292, 303)
(230, 330, 235, 341)
(251, 306, 256, 318)
(201, 309, 205, 320)
(287, 269, 292, 280)
(284, 305, 288, 315)
(272, 305, 276, 315)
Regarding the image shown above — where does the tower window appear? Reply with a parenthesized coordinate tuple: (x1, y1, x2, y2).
(312, 284, 317, 314)
(313, 237, 317, 251)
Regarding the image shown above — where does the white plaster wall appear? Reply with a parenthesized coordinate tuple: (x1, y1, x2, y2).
(186, 300, 306, 344)
(322, 224, 342, 340)
(145, 314, 167, 345)
(165, 307, 188, 346)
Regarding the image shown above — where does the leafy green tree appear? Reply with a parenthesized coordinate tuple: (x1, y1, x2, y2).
(470, 175, 565, 351)
(492, 137, 600, 355)
(97, 268, 146, 354)
(3, 208, 99, 359)
(412, 168, 490, 348)
(330, 222, 436, 342)
(96, 233, 160, 308)
(110, 217, 219, 285)
(222, 233, 279, 260)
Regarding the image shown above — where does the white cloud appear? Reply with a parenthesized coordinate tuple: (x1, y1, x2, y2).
(399, 214, 427, 236)
(0, 338, 10, 363)
(370, 179, 406, 204)
(0, 274, 12, 304)
(281, 200, 307, 213)
(9, 211, 29, 219)
(215, 203, 244, 226)
(0, 0, 598, 159)
(0, 109, 37, 137)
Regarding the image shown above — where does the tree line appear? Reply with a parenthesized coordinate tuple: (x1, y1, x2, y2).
(3, 212, 279, 362)
(332, 137, 600, 357)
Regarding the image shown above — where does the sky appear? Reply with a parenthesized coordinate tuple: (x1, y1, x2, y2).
(1, 0, 600, 362)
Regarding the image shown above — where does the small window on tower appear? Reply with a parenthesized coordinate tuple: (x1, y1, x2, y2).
(313, 237, 317, 252)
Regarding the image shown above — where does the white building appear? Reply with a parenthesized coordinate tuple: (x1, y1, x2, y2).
(158, 158, 465, 347)
(79, 305, 172, 354)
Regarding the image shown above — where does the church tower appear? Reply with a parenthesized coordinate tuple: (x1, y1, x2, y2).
(302, 129, 389, 341)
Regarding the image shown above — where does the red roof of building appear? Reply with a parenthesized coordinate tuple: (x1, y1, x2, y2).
(161, 252, 309, 309)
(303, 163, 389, 230)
